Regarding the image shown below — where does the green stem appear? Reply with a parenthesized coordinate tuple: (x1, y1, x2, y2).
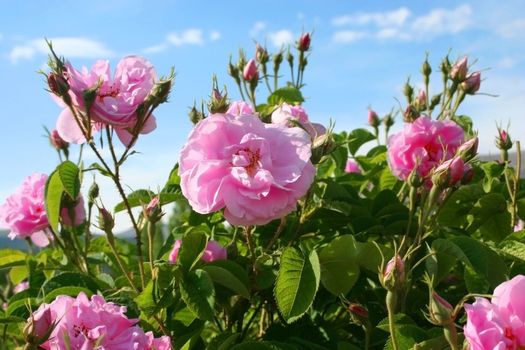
(105, 234, 139, 294)
(147, 221, 156, 273)
(444, 324, 459, 350)
(386, 291, 400, 350)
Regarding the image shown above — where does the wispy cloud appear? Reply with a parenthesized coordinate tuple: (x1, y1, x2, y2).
(8, 37, 114, 64)
(332, 7, 411, 28)
(332, 30, 367, 44)
(497, 18, 525, 38)
(142, 29, 219, 54)
(331, 5, 472, 44)
(268, 29, 294, 48)
(250, 21, 266, 37)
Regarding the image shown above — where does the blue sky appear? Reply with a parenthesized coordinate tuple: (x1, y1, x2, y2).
(1, 0, 524, 230)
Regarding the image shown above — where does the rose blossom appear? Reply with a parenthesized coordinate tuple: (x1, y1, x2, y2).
(464, 275, 525, 349)
(345, 159, 361, 174)
(54, 56, 157, 146)
(168, 239, 227, 264)
(271, 103, 326, 139)
(226, 101, 254, 116)
(13, 281, 29, 294)
(179, 112, 315, 225)
(0, 173, 51, 247)
(32, 292, 171, 349)
(60, 196, 86, 227)
(387, 116, 464, 182)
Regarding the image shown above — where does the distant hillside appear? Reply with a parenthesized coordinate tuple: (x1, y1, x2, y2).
(478, 151, 525, 178)
(0, 230, 28, 250)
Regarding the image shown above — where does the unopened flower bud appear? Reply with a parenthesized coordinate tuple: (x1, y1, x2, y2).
(403, 105, 419, 122)
(145, 196, 163, 223)
(460, 72, 481, 95)
(273, 51, 283, 67)
(49, 129, 69, 151)
(457, 137, 479, 161)
(237, 54, 247, 73)
(381, 255, 405, 291)
(462, 165, 475, 184)
(368, 109, 380, 128)
(287, 50, 294, 67)
(228, 59, 240, 83)
(311, 132, 335, 164)
(88, 182, 99, 206)
(429, 93, 442, 110)
(440, 55, 451, 77)
(427, 292, 454, 326)
(189, 105, 204, 125)
(242, 59, 258, 82)
(407, 168, 423, 188)
(82, 84, 99, 112)
(297, 32, 311, 51)
(403, 79, 414, 103)
(383, 114, 395, 129)
(415, 90, 427, 110)
(208, 88, 229, 114)
(421, 58, 432, 78)
(148, 77, 173, 106)
(496, 129, 512, 151)
(255, 44, 269, 64)
(450, 57, 468, 82)
(24, 306, 53, 345)
(432, 157, 465, 187)
(98, 208, 114, 233)
(347, 303, 369, 326)
(47, 73, 69, 97)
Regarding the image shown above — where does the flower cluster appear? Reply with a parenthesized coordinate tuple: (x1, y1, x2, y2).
(28, 292, 170, 349)
(464, 275, 525, 349)
(179, 109, 315, 225)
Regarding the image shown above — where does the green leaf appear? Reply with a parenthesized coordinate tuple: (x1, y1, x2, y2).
(201, 260, 250, 299)
(498, 240, 525, 262)
(275, 247, 320, 323)
(180, 269, 215, 321)
(318, 235, 360, 295)
(41, 272, 100, 295)
(178, 231, 208, 273)
(114, 189, 154, 213)
(135, 281, 156, 316)
(231, 341, 296, 350)
(9, 265, 28, 284)
(45, 169, 64, 232)
(467, 193, 510, 242)
(0, 249, 27, 269)
(267, 87, 304, 105)
(346, 128, 376, 155)
(58, 161, 81, 199)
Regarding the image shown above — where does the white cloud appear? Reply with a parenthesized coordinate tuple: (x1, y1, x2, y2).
(332, 7, 411, 28)
(332, 30, 367, 44)
(9, 37, 114, 64)
(167, 29, 204, 46)
(411, 5, 472, 37)
(497, 18, 525, 38)
(269, 29, 294, 47)
(209, 31, 221, 41)
(142, 43, 169, 54)
(497, 57, 519, 69)
(376, 27, 411, 40)
(250, 21, 267, 37)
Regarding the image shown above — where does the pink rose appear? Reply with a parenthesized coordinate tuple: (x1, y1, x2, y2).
(60, 196, 86, 227)
(464, 275, 525, 349)
(32, 292, 170, 349)
(169, 239, 227, 264)
(226, 101, 255, 116)
(345, 159, 361, 174)
(387, 116, 464, 182)
(242, 59, 258, 81)
(271, 103, 326, 139)
(432, 157, 469, 187)
(0, 173, 51, 247)
(179, 113, 315, 225)
(55, 56, 157, 146)
(13, 281, 29, 294)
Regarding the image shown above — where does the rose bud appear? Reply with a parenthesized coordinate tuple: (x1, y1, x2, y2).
(461, 165, 475, 184)
(242, 59, 258, 82)
(461, 71, 481, 95)
(24, 305, 54, 345)
(208, 88, 229, 114)
(496, 129, 512, 151)
(450, 56, 468, 82)
(47, 72, 69, 96)
(368, 109, 380, 128)
(98, 207, 115, 234)
(49, 129, 69, 151)
(255, 43, 269, 64)
(457, 137, 479, 161)
(403, 105, 419, 122)
(383, 113, 395, 129)
(347, 303, 369, 326)
(189, 105, 205, 125)
(421, 58, 432, 78)
(427, 291, 454, 326)
(415, 90, 427, 110)
(88, 182, 99, 207)
(381, 255, 405, 291)
(297, 32, 311, 51)
(432, 157, 465, 187)
(145, 196, 163, 223)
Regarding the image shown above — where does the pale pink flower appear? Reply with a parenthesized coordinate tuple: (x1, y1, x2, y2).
(387, 116, 464, 182)
(0, 173, 51, 247)
(451, 56, 468, 81)
(55, 56, 157, 146)
(13, 281, 29, 294)
(179, 112, 315, 225)
(60, 196, 86, 227)
(271, 103, 326, 139)
(168, 239, 227, 264)
(32, 292, 171, 349)
(345, 159, 361, 174)
(242, 59, 258, 81)
(226, 101, 254, 116)
(464, 275, 525, 349)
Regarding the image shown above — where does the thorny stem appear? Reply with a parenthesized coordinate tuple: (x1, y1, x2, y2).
(147, 221, 156, 272)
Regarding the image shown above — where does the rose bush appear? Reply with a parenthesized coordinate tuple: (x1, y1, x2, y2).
(0, 36, 523, 350)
